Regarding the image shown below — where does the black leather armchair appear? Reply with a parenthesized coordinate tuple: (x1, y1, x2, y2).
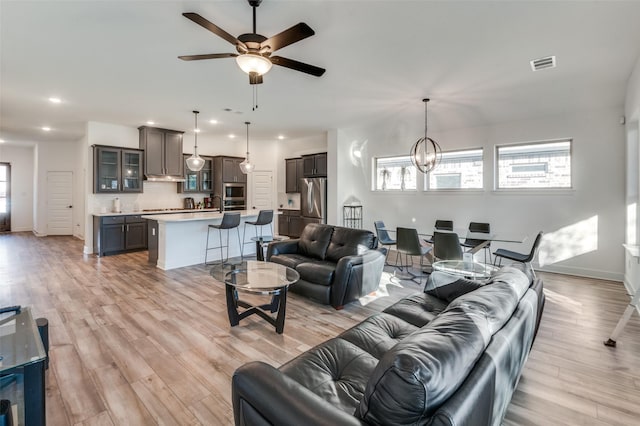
(267, 224, 385, 309)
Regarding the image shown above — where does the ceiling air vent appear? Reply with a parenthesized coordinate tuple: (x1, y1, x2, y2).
(530, 55, 556, 71)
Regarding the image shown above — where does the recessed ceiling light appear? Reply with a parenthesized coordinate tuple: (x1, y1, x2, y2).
(146, 120, 155, 125)
(42, 126, 51, 131)
(277, 135, 285, 140)
(0, 139, 5, 144)
(209, 119, 218, 125)
(48, 97, 62, 104)
(228, 134, 236, 139)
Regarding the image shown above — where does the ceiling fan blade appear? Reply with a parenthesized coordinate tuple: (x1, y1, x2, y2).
(270, 56, 326, 77)
(182, 12, 246, 49)
(178, 53, 238, 61)
(261, 23, 315, 53)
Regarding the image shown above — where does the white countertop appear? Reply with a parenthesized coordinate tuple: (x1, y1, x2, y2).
(141, 209, 263, 222)
(93, 208, 221, 217)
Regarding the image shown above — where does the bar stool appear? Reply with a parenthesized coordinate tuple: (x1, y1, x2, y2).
(241, 210, 274, 258)
(205, 213, 241, 265)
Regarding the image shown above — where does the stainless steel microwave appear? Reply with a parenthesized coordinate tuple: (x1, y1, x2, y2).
(223, 183, 245, 200)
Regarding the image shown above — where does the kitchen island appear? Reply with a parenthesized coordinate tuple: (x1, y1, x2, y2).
(142, 210, 262, 270)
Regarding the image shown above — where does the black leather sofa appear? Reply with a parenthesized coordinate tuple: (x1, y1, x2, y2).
(267, 223, 385, 309)
(232, 266, 545, 426)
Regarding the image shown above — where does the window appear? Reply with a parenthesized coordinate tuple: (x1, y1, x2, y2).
(496, 140, 571, 189)
(374, 155, 416, 191)
(428, 149, 483, 189)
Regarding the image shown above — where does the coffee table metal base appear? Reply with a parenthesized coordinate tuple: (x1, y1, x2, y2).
(225, 284, 289, 334)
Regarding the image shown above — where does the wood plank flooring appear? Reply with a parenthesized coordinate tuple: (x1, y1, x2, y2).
(1, 233, 639, 425)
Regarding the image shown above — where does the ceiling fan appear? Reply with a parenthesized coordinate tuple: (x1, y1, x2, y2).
(178, 0, 326, 85)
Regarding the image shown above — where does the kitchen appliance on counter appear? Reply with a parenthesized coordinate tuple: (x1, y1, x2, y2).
(184, 197, 195, 210)
(301, 177, 327, 224)
(204, 197, 213, 209)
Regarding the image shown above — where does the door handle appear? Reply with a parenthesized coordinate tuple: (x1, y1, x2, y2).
(67, 205, 73, 208)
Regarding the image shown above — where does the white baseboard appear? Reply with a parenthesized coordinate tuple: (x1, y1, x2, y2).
(10, 227, 32, 232)
(534, 263, 623, 282)
(32, 229, 47, 237)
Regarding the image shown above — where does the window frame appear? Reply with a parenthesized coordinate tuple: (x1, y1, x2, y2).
(494, 138, 573, 191)
(424, 147, 484, 191)
(372, 155, 418, 192)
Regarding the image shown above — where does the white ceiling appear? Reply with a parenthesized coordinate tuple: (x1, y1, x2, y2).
(2, 0, 640, 145)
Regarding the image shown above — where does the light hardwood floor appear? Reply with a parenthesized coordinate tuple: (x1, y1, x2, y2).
(1, 233, 639, 425)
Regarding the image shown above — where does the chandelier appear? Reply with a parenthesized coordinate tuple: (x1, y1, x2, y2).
(410, 98, 441, 173)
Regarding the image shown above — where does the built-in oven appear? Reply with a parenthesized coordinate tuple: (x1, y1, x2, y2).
(223, 183, 246, 211)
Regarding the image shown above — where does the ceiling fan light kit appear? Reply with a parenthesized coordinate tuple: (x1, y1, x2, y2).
(236, 53, 273, 75)
(186, 110, 205, 172)
(410, 98, 442, 174)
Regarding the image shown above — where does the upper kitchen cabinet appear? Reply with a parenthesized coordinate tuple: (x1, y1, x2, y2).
(138, 126, 184, 179)
(215, 156, 247, 183)
(94, 145, 143, 193)
(179, 155, 213, 193)
(302, 153, 327, 177)
(285, 157, 304, 193)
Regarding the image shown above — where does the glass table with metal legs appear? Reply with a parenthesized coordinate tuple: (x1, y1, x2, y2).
(210, 261, 299, 334)
(432, 260, 498, 279)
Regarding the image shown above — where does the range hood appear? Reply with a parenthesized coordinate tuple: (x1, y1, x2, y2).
(144, 174, 185, 182)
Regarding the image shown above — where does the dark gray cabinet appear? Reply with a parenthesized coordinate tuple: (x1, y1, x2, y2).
(139, 126, 184, 178)
(93, 215, 148, 256)
(302, 153, 327, 177)
(285, 158, 304, 193)
(94, 146, 143, 193)
(219, 157, 247, 183)
(179, 155, 213, 193)
(278, 210, 303, 237)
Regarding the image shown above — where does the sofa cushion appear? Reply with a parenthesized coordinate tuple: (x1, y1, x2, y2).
(296, 261, 336, 286)
(356, 305, 491, 425)
(269, 253, 313, 270)
(280, 337, 378, 415)
(340, 313, 419, 360)
(447, 266, 530, 335)
(383, 293, 448, 327)
(325, 227, 376, 262)
(298, 224, 334, 260)
(424, 271, 488, 303)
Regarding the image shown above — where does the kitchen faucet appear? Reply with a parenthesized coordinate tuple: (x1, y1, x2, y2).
(212, 195, 223, 213)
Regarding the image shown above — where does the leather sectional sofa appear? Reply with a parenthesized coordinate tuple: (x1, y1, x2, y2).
(267, 223, 386, 309)
(232, 266, 545, 425)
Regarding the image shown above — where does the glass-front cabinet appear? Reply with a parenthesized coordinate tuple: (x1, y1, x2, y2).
(94, 146, 143, 193)
(179, 155, 213, 193)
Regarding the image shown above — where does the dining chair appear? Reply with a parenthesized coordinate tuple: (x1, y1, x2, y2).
(374, 221, 398, 267)
(461, 222, 491, 263)
(396, 227, 432, 283)
(493, 231, 544, 277)
(426, 220, 454, 243)
(241, 210, 274, 258)
(433, 231, 464, 261)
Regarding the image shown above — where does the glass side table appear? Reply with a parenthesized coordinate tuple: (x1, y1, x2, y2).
(250, 236, 288, 261)
(432, 260, 498, 280)
(0, 307, 47, 426)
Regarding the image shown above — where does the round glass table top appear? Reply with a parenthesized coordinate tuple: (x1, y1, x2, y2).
(432, 260, 498, 279)
(210, 260, 300, 292)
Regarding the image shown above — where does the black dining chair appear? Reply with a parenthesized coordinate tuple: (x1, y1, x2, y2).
(374, 221, 398, 267)
(205, 213, 242, 265)
(396, 227, 432, 283)
(493, 231, 544, 277)
(433, 231, 464, 261)
(426, 220, 454, 243)
(461, 222, 491, 263)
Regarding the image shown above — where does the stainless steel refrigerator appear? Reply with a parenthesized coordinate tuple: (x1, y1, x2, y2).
(301, 177, 327, 224)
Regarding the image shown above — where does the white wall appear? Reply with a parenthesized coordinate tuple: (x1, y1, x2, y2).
(332, 107, 626, 281)
(0, 145, 35, 232)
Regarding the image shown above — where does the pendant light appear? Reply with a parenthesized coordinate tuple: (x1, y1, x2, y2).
(186, 110, 205, 172)
(239, 121, 254, 174)
(410, 98, 441, 173)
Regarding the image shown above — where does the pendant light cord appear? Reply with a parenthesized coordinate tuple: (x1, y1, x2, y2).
(194, 110, 199, 150)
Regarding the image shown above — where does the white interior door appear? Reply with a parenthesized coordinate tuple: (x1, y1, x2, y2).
(250, 171, 273, 210)
(47, 171, 73, 235)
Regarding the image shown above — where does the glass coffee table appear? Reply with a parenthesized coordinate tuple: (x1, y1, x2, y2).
(432, 260, 498, 279)
(210, 261, 299, 334)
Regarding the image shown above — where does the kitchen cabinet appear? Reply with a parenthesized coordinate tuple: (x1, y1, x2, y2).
(93, 214, 148, 256)
(278, 210, 303, 238)
(138, 126, 184, 178)
(285, 158, 304, 193)
(94, 146, 144, 193)
(179, 155, 213, 193)
(216, 156, 247, 183)
(302, 153, 327, 177)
